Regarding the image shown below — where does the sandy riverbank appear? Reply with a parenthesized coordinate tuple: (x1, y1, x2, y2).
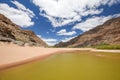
(0, 43, 120, 70)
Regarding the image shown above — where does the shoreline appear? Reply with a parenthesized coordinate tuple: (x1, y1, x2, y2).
(0, 45, 120, 71)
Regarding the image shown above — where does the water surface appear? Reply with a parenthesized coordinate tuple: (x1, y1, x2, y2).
(0, 51, 120, 80)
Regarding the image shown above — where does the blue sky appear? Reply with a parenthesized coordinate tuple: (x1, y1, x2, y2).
(0, 0, 120, 45)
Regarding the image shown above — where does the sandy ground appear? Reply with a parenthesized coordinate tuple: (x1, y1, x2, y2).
(0, 43, 120, 70)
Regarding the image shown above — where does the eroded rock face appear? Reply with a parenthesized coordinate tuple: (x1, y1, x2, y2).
(55, 17, 120, 47)
(0, 14, 48, 47)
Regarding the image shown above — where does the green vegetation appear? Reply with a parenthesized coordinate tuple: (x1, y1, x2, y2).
(93, 43, 120, 50)
(0, 51, 120, 80)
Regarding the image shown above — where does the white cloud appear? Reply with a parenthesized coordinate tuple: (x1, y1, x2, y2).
(73, 13, 120, 32)
(42, 38, 58, 46)
(42, 38, 57, 42)
(37, 35, 42, 38)
(32, 0, 120, 27)
(108, 0, 120, 6)
(0, 1, 35, 27)
(62, 36, 76, 42)
(37, 35, 58, 46)
(57, 29, 76, 36)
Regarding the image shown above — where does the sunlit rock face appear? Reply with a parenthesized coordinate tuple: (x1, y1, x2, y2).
(55, 17, 120, 47)
(0, 14, 48, 47)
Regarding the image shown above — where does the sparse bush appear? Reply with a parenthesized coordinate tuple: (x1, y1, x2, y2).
(95, 44, 120, 50)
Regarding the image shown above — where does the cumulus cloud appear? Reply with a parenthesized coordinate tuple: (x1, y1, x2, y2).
(42, 38, 58, 46)
(0, 1, 35, 27)
(43, 38, 57, 42)
(37, 35, 58, 46)
(62, 36, 77, 42)
(73, 13, 120, 31)
(108, 0, 120, 6)
(57, 29, 76, 36)
(32, 0, 120, 27)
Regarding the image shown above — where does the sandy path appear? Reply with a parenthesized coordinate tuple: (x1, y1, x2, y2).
(0, 44, 120, 70)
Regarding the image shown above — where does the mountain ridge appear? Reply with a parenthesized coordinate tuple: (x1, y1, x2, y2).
(55, 17, 120, 47)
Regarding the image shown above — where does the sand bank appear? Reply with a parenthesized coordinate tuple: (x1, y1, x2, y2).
(0, 44, 120, 70)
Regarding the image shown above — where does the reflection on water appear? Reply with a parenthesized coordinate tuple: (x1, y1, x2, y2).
(0, 51, 120, 80)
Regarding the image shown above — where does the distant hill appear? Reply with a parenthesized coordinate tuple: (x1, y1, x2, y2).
(0, 14, 47, 47)
(55, 17, 120, 47)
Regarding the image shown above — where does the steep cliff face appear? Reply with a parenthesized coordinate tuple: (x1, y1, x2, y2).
(0, 14, 48, 47)
(55, 17, 120, 47)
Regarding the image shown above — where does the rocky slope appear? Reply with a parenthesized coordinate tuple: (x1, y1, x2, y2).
(55, 17, 120, 47)
(0, 14, 47, 47)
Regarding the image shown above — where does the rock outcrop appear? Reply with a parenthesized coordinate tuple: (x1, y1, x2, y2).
(0, 14, 48, 47)
(55, 17, 120, 47)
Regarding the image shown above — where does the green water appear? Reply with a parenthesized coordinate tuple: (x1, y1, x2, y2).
(0, 51, 120, 80)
